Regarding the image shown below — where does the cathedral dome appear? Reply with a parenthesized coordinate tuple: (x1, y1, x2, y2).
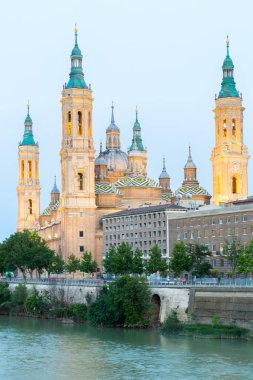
(175, 185, 210, 197)
(101, 149, 128, 172)
(95, 155, 107, 166)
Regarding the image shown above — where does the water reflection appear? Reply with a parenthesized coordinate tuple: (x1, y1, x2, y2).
(0, 316, 253, 380)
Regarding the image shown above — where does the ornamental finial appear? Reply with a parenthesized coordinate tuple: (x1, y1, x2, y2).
(163, 156, 166, 170)
(27, 100, 30, 115)
(74, 23, 78, 45)
(226, 35, 230, 56)
(135, 105, 138, 121)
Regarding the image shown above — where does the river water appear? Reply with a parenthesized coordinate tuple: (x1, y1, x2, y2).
(0, 316, 253, 380)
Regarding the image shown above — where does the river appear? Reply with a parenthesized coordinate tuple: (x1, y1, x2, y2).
(0, 316, 253, 380)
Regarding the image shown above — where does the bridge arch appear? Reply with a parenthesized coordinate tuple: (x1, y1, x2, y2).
(151, 293, 161, 325)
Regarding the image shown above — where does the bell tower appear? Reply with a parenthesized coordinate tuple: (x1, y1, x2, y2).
(211, 37, 249, 205)
(60, 27, 96, 261)
(17, 104, 40, 230)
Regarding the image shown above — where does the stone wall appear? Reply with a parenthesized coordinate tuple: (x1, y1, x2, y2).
(189, 288, 253, 329)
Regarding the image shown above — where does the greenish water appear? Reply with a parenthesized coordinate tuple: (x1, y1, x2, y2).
(0, 317, 253, 380)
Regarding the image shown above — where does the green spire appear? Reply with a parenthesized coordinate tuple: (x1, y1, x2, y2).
(20, 103, 36, 146)
(129, 107, 145, 151)
(66, 26, 88, 89)
(218, 36, 239, 98)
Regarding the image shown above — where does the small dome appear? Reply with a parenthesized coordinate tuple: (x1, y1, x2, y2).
(222, 55, 234, 70)
(106, 122, 119, 132)
(71, 45, 82, 57)
(95, 155, 107, 166)
(101, 149, 128, 172)
(133, 119, 140, 131)
(25, 114, 32, 126)
(159, 169, 170, 179)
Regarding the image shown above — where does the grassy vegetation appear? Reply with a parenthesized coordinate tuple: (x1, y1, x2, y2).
(161, 311, 249, 338)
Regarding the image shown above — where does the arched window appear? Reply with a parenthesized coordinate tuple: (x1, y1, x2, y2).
(223, 119, 227, 137)
(88, 111, 92, 137)
(232, 119, 236, 137)
(78, 111, 82, 135)
(28, 199, 33, 215)
(78, 173, 84, 191)
(21, 160, 24, 180)
(35, 160, 38, 180)
(113, 136, 117, 146)
(232, 176, 237, 194)
(28, 160, 32, 179)
(67, 111, 72, 135)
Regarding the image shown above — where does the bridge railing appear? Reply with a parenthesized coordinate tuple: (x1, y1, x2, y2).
(2, 277, 253, 288)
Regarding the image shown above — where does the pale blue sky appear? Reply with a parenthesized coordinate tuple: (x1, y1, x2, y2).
(1, 0, 253, 241)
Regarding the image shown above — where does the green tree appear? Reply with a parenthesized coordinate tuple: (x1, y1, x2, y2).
(0, 230, 56, 279)
(47, 255, 65, 278)
(169, 242, 192, 276)
(79, 251, 97, 276)
(187, 243, 212, 278)
(103, 245, 119, 275)
(88, 275, 151, 326)
(131, 248, 144, 275)
(145, 244, 168, 276)
(11, 284, 28, 312)
(236, 240, 253, 276)
(65, 254, 80, 278)
(103, 243, 133, 276)
(223, 237, 243, 280)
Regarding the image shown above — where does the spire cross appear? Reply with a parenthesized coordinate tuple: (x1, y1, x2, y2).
(27, 100, 30, 116)
(135, 105, 138, 121)
(111, 101, 115, 124)
(226, 35, 230, 56)
(188, 144, 192, 159)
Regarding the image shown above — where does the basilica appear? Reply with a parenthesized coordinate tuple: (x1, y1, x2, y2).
(16, 31, 249, 267)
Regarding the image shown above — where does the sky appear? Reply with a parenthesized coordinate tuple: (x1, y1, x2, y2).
(1, 0, 253, 241)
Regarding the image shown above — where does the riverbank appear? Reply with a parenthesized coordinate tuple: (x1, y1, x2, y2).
(160, 311, 252, 340)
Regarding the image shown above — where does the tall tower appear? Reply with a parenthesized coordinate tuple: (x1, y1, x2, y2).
(127, 108, 147, 176)
(17, 105, 40, 230)
(211, 38, 249, 205)
(60, 28, 96, 260)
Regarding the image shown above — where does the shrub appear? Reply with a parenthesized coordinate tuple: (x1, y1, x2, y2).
(0, 282, 12, 313)
(161, 310, 183, 333)
(88, 276, 151, 327)
(67, 303, 88, 322)
(211, 315, 221, 327)
(11, 284, 28, 312)
(25, 288, 51, 316)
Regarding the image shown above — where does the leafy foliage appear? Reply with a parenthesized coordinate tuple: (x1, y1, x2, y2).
(25, 288, 51, 315)
(88, 275, 151, 326)
(169, 242, 192, 275)
(145, 244, 168, 276)
(64, 254, 80, 277)
(11, 284, 28, 312)
(79, 252, 97, 275)
(223, 237, 243, 279)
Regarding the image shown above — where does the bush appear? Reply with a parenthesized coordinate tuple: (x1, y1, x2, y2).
(88, 276, 151, 327)
(0, 282, 12, 313)
(67, 303, 88, 322)
(25, 288, 51, 316)
(11, 284, 28, 312)
(211, 315, 221, 327)
(161, 311, 183, 333)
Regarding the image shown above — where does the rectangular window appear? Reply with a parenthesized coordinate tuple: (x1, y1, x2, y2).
(177, 233, 181, 240)
(243, 228, 247, 235)
(219, 218, 223, 225)
(220, 259, 224, 267)
(204, 229, 209, 238)
(235, 216, 239, 223)
(79, 231, 84, 237)
(190, 232, 194, 239)
(184, 232, 188, 239)
(212, 230, 216, 237)
(198, 230, 201, 238)
(243, 216, 247, 222)
(219, 229, 223, 237)
(80, 246, 84, 252)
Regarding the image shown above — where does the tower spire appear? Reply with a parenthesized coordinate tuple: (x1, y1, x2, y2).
(66, 27, 88, 89)
(218, 36, 239, 98)
(111, 101, 115, 124)
(21, 103, 36, 146)
(163, 156, 166, 170)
